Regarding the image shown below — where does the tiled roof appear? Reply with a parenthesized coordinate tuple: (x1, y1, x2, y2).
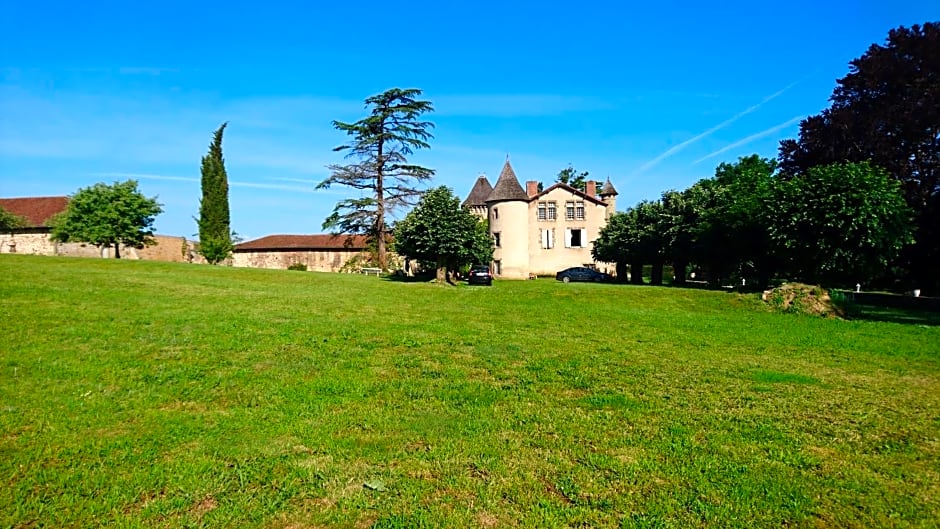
(234, 234, 369, 252)
(600, 178, 618, 196)
(532, 183, 608, 206)
(462, 175, 494, 207)
(0, 196, 69, 228)
(486, 160, 530, 202)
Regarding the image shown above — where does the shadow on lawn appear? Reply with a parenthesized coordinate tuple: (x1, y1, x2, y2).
(670, 281, 940, 326)
(835, 303, 940, 326)
(829, 290, 940, 326)
(381, 271, 461, 284)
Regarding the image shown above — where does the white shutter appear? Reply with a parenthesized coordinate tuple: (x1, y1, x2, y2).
(542, 229, 555, 249)
(565, 228, 572, 248)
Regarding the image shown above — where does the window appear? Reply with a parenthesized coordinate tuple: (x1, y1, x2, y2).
(565, 228, 584, 248)
(575, 201, 585, 220)
(493, 207, 499, 220)
(541, 229, 554, 249)
(493, 232, 501, 248)
(565, 201, 575, 220)
(493, 260, 501, 275)
(537, 201, 557, 221)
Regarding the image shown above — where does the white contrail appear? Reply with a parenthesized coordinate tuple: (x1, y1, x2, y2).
(693, 115, 805, 165)
(633, 80, 800, 174)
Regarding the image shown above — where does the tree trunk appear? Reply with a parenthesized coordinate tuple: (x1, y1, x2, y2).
(114, 243, 121, 259)
(615, 262, 628, 283)
(650, 261, 663, 286)
(435, 257, 446, 283)
(672, 260, 688, 285)
(630, 262, 644, 284)
(756, 258, 772, 290)
(376, 138, 386, 271)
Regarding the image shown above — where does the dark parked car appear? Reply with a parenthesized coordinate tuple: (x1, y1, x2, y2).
(468, 265, 493, 286)
(555, 267, 613, 283)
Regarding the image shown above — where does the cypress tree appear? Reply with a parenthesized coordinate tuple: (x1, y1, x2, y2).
(198, 122, 234, 264)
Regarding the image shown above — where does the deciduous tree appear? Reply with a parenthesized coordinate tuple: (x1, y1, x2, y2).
(659, 189, 699, 285)
(0, 207, 26, 233)
(556, 165, 596, 193)
(51, 180, 163, 258)
(198, 122, 234, 265)
(703, 155, 777, 287)
(393, 186, 493, 283)
(592, 211, 632, 282)
(778, 22, 939, 291)
(768, 162, 914, 286)
(592, 201, 665, 284)
(319, 88, 435, 270)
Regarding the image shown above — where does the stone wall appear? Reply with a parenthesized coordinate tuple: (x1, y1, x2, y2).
(0, 232, 201, 262)
(0, 232, 58, 255)
(233, 249, 367, 272)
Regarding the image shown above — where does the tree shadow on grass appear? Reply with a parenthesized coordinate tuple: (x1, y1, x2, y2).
(381, 272, 434, 283)
(382, 271, 461, 284)
(830, 290, 940, 326)
(836, 303, 940, 326)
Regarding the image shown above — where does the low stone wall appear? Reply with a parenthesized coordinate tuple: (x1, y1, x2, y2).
(0, 232, 202, 263)
(0, 232, 57, 255)
(233, 249, 366, 272)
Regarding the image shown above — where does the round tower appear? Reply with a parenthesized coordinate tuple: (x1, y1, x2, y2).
(485, 160, 530, 279)
(599, 178, 619, 220)
(462, 174, 493, 220)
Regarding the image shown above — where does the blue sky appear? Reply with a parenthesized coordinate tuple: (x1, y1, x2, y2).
(1, 1, 936, 240)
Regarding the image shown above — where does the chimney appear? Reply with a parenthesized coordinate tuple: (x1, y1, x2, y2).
(526, 180, 539, 197)
(585, 180, 596, 197)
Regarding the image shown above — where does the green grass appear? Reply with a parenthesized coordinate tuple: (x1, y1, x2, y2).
(1, 255, 938, 528)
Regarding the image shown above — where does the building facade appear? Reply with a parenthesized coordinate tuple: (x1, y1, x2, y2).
(232, 234, 373, 272)
(0, 196, 195, 261)
(463, 161, 618, 279)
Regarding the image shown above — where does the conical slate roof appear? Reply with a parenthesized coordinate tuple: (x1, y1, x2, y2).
(600, 178, 619, 196)
(485, 160, 530, 202)
(462, 175, 494, 207)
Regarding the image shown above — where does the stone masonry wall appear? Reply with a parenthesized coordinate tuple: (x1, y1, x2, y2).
(232, 249, 366, 272)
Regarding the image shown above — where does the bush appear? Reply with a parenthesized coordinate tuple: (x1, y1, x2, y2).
(287, 262, 307, 271)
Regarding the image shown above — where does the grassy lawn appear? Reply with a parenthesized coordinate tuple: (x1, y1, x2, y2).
(1, 255, 938, 528)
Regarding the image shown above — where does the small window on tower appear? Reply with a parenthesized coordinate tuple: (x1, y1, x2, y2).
(493, 232, 501, 248)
